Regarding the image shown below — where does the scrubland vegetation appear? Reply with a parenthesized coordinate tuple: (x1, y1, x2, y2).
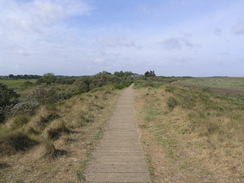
(135, 77, 244, 183)
(0, 71, 134, 183)
(1, 71, 243, 183)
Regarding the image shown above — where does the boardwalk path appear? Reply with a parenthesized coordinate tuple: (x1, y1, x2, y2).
(84, 86, 151, 182)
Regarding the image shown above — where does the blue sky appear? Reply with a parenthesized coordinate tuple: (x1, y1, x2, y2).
(0, 0, 244, 76)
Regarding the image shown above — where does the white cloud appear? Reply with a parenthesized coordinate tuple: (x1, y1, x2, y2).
(0, 0, 92, 44)
(0, 0, 92, 74)
(0, 0, 91, 30)
(0, 0, 244, 76)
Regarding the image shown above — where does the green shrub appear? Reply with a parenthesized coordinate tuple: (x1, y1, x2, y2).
(0, 83, 19, 107)
(0, 83, 19, 123)
(28, 85, 59, 105)
(112, 81, 132, 89)
(11, 100, 39, 115)
(36, 73, 57, 85)
(0, 107, 5, 123)
(73, 77, 91, 93)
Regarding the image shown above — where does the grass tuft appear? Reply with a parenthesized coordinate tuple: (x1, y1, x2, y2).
(43, 120, 70, 140)
(0, 132, 38, 155)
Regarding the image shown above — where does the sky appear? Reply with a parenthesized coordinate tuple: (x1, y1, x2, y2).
(0, 0, 244, 76)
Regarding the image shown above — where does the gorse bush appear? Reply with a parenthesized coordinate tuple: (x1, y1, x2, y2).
(27, 85, 60, 105)
(73, 77, 91, 93)
(89, 71, 121, 89)
(0, 83, 19, 107)
(0, 107, 5, 124)
(112, 80, 133, 89)
(36, 73, 57, 85)
(10, 100, 39, 115)
(0, 83, 19, 123)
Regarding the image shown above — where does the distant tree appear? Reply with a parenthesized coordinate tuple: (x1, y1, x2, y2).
(8, 74, 14, 79)
(144, 70, 156, 78)
(37, 73, 57, 85)
(6, 74, 40, 79)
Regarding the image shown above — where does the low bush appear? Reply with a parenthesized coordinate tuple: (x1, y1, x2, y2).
(112, 80, 132, 89)
(73, 77, 91, 93)
(27, 85, 59, 105)
(10, 100, 39, 115)
(0, 107, 5, 123)
(0, 83, 19, 123)
(0, 83, 19, 107)
(36, 73, 57, 85)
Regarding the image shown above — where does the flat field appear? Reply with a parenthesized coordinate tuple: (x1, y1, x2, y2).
(177, 77, 244, 94)
(0, 79, 36, 90)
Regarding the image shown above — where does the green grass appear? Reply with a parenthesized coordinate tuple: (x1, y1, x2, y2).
(0, 79, 36, 90)
(177, 77, 244, 90)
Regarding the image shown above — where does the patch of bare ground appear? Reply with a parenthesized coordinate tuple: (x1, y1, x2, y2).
(0, 89, 119, 183)
(135, 86, 244, 183)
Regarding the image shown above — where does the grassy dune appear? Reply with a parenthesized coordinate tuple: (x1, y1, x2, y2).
(0, 86, 119, 183)
(135, 83, 244, 183)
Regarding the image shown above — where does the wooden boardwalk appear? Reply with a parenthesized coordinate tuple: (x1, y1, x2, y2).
(84, 86, 151, 182)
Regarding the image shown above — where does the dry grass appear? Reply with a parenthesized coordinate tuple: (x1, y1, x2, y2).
(135, 85, 244, 183)
(0, 87, 119, 183)
(0, 133, 38, 156)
